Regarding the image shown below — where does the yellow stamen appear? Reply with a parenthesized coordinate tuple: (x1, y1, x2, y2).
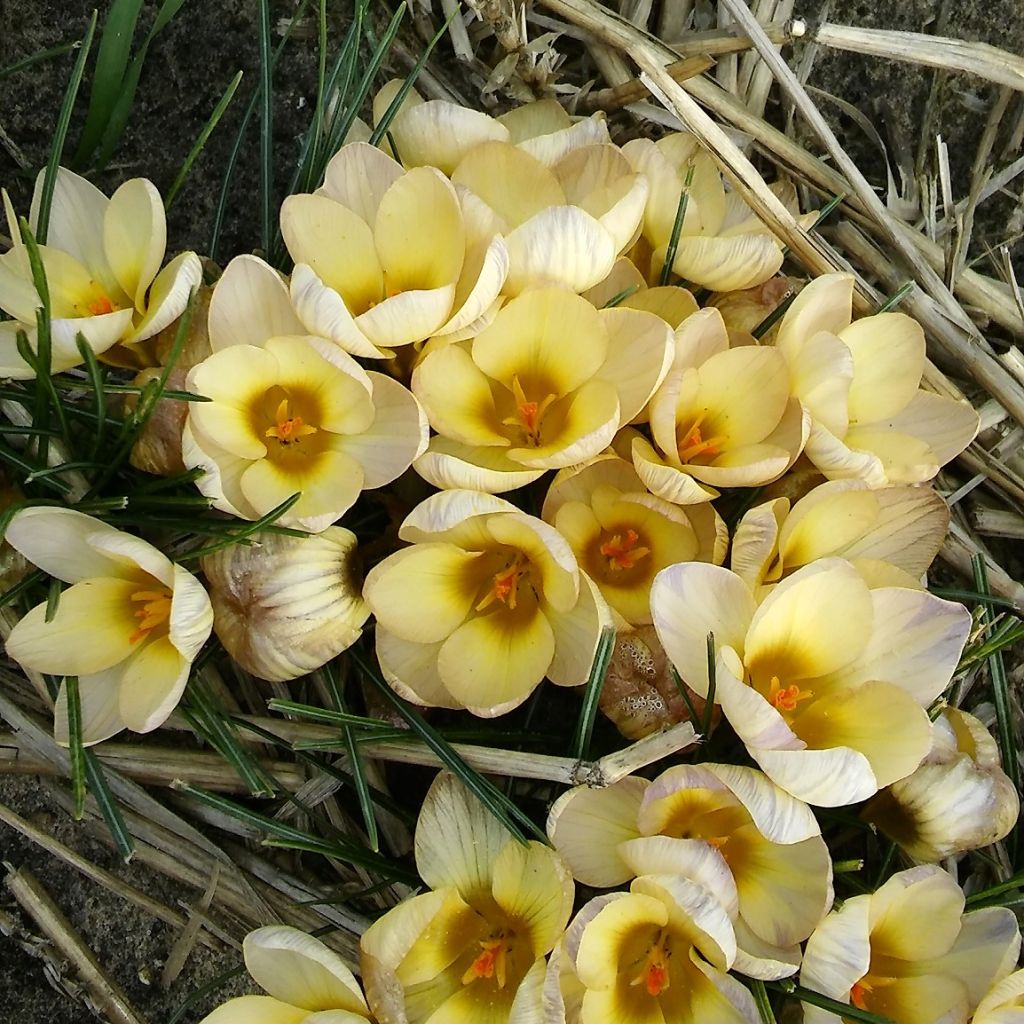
(677, 410, 724, 463)
(265, 398, 318, 445)
(767, 675, 814, 713)
(599, 528, 651, 572)
(502, 375, 558, 447)
(128, 588, 172, 644)
(476, 557, 528, 612)
(461, 938, 508, 988)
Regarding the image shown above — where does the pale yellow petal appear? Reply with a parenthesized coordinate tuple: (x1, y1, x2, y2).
(658, 233, 784, 292)
(123, 250, 203, 344)
(485, 513, 580, 612)
(621, 136, 702, 246)
(624, 285, 700, 329)
(518, 113, 611, 166)
(390, 100, 509, 175)
(575, 891, 667, 990)
(53, 666, 126, 747)
(804, 419, 887, 485)
(751, 745, 879, 807)
(398, 489, 519, 543)
(197, 996, 307, 1024)
(630, 433, 720, 504)
(208, 254, 305, 351)
(289, 264, 387, 358)
(780, 325, 854, 437)
(927, 906, 1021, 1008)
(868, 865, 964, 960)
(321, 141, 404, 222)
(594, 307, 673, 423)
(868, 390, 979, 472)
(492, 840, 575, 955)
(168, 562, 214, 661)
(498, 99, 572, 143)
(543, 571, 611, 686)
(779, 485, 880, 569)
(414, 437, 544, 494)
(103, 177, 165, 309)
(375, 627, 460, 710)
(775, 274, 855, 362)
(731, 498, 786, 589)
(800, 895, 872, 1001)
(354, 285, 455, 349)
(840, 312, 926, 423)
(119, 636, 189, 733)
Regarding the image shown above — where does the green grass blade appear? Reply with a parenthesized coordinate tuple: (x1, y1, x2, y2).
(658, 162, 696, 287)
(83, 750, 135, 861)
(74, 333, 108, 460)
(0, 40, 81, 81)
(749, 980, 777, 1024)
(73, 0, 144, 166)
(36, 11, 97, 243)
(301, 0, 329, 194)
(572, 627, 615, 760)
(702, 632, 717, 737)
(352, 646, 545, 845)
(876, 281, 914, 313)
(267, 697, 402, 731)
(182, 492, 303, 560)
(257, 0, 274, 254)
(768, 982, 895, 1024)
(64, 676, 87, 819)
(752, 291, 796, 339)
(166, 69, 243, 209)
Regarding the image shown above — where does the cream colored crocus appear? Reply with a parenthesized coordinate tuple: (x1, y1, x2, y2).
(548, 875, 758, 1024)
(182, 255, 428, 533)
(651, 557, 971, 805)
(200, 527, 368, 682)
(730, 479, 949, 592)
(621, 134, 797, 291)
(975, 969, 1024, 1024)
(364, 490, 611, 716)
(0, 168, 200, 376)
(411, 288, 672, 494)
(628, 306, 808, 504)
(199, 925, 372, 1024)
(800, 865, 1020, 1024)
(863, 707, 1019, 863)
(281, 143, 508, 358)
(774, 273, 979, 484)
(542, 453, 726, 626)
(360, 772, 574, 1024)
(4, 507, 212, 746)
(548, 763, 832, 980)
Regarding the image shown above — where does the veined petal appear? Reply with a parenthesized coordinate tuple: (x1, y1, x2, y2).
(732, 918, 803, 981)
(243, 926, 367, 1014)
(197, 996, 307, 1024)
(438, 604, 555, 715)
(399, 489, 519, 542)
(414, 437, 544, 494)
(103, 177, 165, 309)
(868, 866, 963, 961)
(594, 308, 673, 423)
(168, 561, 214, 661)
(804, 419, 887, 486)
(7, 578, 139, 676)
(694, 346, 790, 446)
(280, 194, 384, 311)
(781, 326, 854, 437)
(363, 543, 486, 644)
(630, 433, 719, 504)
(842, 425, 938, 484)
(208, 254, 305, 351)
(800, 895, 871, 1000)
(375, 627, 460, 709)
(544, 571, 611, 686)
(84, 524, 175, 588)
(439, 229, 509, 336)
(716, 653, 803, 751)
(118, 636, 190, 733)
(289, 264, 387, 358)
(778, 482, 878, 568)
(650, 562, 755, 697)
(390, 100, 510, 175)
(868, 390, 979, 471)
(751, 745, 879, 807)
(53, 666, 126, 747)
(354, 284, 455, 349)
(492, 840, 575, 955)
(504, 207, 616, 296)
(658, 233, 784, 292)
(840, 313, 926, 423)
(731, 499, 786, 589)
(518, 113, 611, 166)
(775, 274, 855, 361)
(321, 141, 404, 222)
(547, 778, 647, 887)
(124, 250, 203, 344)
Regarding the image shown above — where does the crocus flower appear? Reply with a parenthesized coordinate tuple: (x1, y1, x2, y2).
(548, 762, 832, 978)
(583, 256, 699, 335)
(628, 306, 807, 503)
(975, 969, 1024, 1024)
(411, 288, 672, 494)
(622, 134, 797, 291)
(182, 255, 428, 533)
(4, 507, 212, 745)
(800, 865, 1020, 1024)
(773, 273, 979, 484)
(548, 875, 758, 1024)
(542, 452, 726, 626)
(863, 707, 1020, 863)
(730, 479, 949, 592)
(0, 167, 200, 375)
(360, 772, 574, 1024)
(199, 925, 371, 1024)
(651, 557, 971, 805)
(281, 143, 508, 357)
(363, 490, 610, 716)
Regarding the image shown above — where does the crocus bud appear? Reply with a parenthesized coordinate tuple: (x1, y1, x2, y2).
(863, 707, 1019, 862)
(201, 527, 369, 682)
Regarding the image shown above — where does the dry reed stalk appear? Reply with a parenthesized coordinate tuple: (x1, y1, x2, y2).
(972, 507, 1024, 539)
(580, 54, 714, 111)
(5, 866, 151, 1024)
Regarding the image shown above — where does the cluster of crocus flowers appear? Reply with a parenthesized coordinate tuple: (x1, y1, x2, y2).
(4, 507, 212, 745)
(0, 167, 201, 375)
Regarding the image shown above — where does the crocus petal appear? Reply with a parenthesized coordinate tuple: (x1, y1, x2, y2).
(504, 206, 616, 296)
(53, 666, 126, 746)
(354, 285, 455, 349)
(207, 254, 305, 350)
(438, 605, 556, 716)
(869, 975, 969, 1024)
(168, 562, 214, 660)
(650, 562, 755, 697)
(547, 778, 647, 887)
(414, 437, 544, 493)
(375, 627, 460, 709)
(804, 419, 887, 486)
(498, 98, 572, 142)
(398, 489, 519, 542)
(594, 307, 673, 422)
(780, 326, 854, 438)
(575, 891, 668, 991)
(518, 113, 611, 166)
(752, 745, 879, 807)
(280, 194, 384, 312)
(7, 578, 139, 676)
(544, 572, 611, 686)
(197, 996, 307, 1024)
(103, 177, 165, 309)
(321, 141, 404, 222)
(492, 839, 575, 955)
(775, 274, 855, 360)
(416, 770, 511, 899)
(842, 425, 938, 484)
(620, 837, 739, 918)
(243, 926, 368, 1014)
(630, 434, 719, 504)
(288, 264, 387, 358)
(841, 312, 926, 423)
(732, 919, 803, 981)
(118, 636, 190, 733)
(800, 895, 872, 1000)
(124, 250, 203, 343)
(868, 865, 964, 961)
(927, 906, 1022, 1007)
(390, 100, 510, 175)
(659, 233, 784, 292)
(730, 498, 786, 589)
(51, 308, 135, 362)
(868, 390, 980, 470)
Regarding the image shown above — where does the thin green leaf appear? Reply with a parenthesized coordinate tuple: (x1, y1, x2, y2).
(0, 441, 71, 494)
(351, 646, 545, 845)
(168, 966, 245, 1024)
(166, 69, 243, 209)
(73, 0, 144, 166)
(930, 587, 1021, 609)
(267, 697, 397, 731)
(64, 676, 87, 819)
(965, 870, 1024, 906)
(703, 632, 717, 737)
(182, 492, 303, 560)
(602, 284, 640, 308)
(749, 980, 777, 1024)
(658, 162, 696, 287)
(876, 281, 914, 313)
(257, 0, 274, 253)
(83, 750, 135, 861)
(752, 291, 796, 339)
(44, 578, 61, 622)
(36, 11, 97, 242)
(572, 627, 615, 760)
(0, 40, 80, 81)
(74, 333, 108, 460)
(301, 0, 329, 194)
(769, 982, 895, 1024)
(0, 568, 46, 609)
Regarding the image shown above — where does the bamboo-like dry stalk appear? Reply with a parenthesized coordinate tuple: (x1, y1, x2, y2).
(972, 507, 1024, 540)
(812, 22, 1024, 93)
(580, 54, 714, 111)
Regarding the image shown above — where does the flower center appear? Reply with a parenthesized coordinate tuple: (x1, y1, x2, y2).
(767, 675, 814, 714)
(677, 410, 724, 463)
(502, 375, 558, 447)
(87, 294, 116, 316)
(128, 587, 172, 644)
(476, 555, 529, 612)
(599, 528, 651, 572)
(265, 398, 318, 446)
(631, 932, 672, 997)
(462, 935, 511, 988)
(850, 974, 897, 1011)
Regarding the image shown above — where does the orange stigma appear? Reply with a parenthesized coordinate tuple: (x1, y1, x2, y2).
(128, 588, 172, 644)
(767, 676, 813, 713)
(476, 557, 528, 612)
(86, 293, 116, 316)
(462, 938, 508, 988)
(631, 936, 671, 997)
(502, 376, 558, 447)
(677, 411, 723, 463)
(850, 980, 871, 1010)
(265, 399, 317, 445)
(599, 529, 650, 571)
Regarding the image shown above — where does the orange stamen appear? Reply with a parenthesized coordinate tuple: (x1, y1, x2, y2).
(630, 936, 671, 997)
(767, 676, 814, 713)
(850, 980, 871, 1010)
(265, 398, 318, 445)
(502, 376, 558, 447)
(461, 938, 508, 988)
(677, 410, 724, 463)
(599, 529, 651, 571)
(476, 558, 527, 612)
(86, 294, 116, 316)
(128, 588, 172, 644)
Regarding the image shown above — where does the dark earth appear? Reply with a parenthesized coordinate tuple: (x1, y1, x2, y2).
(1, 0, 1023, 1020)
